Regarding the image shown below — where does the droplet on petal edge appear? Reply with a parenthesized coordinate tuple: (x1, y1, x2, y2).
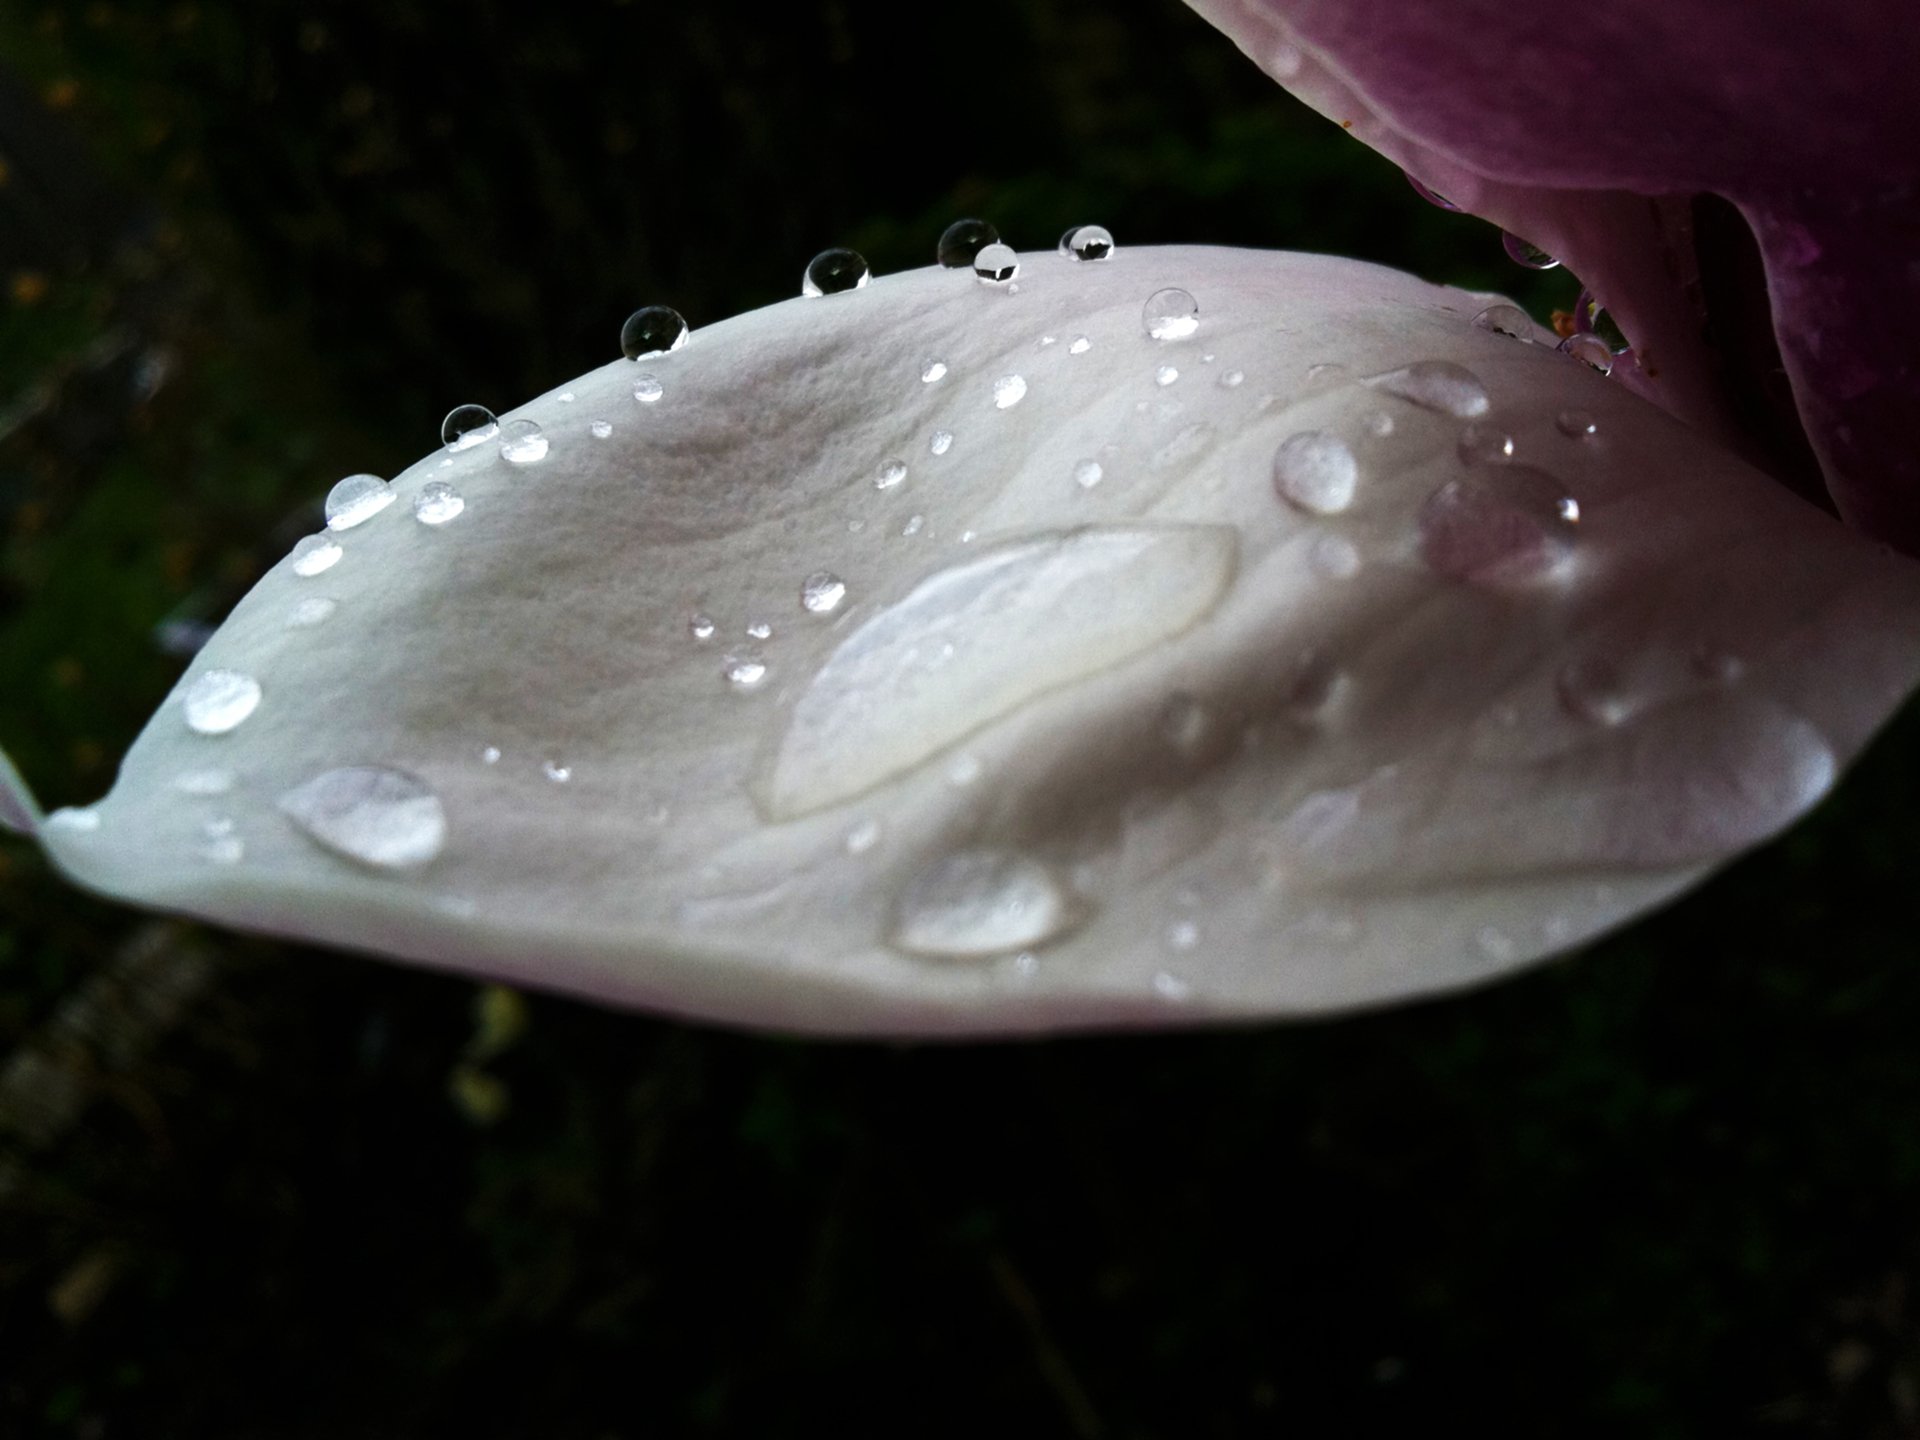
(1501, 232, 1561, 270)
(890, 849, 1083, 959)
(972, 243, 1019, 285)
(324, 474, 393, 531)
(802, 248, 870, 297)
(1471, 304, 1534, 341)
(441, 404, 499, 453)
(290, 535, 342, 577)
(498, 418, 549, 464)
(1057, 224, 1115, 261)
(413, 481, 465, 525)
(1143, 288, 1200, 341)
(182, 670, 261, 735)
(619, 304, 689, 361)
(936, 218, 999, 270)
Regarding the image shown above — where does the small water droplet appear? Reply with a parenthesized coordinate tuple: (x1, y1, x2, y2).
(589, 419, 613, 439)
(1151, 971, 1193, 1002)
(876, 459, 908, 489)
(921, 359, 948, 384)
(1556, 409, 1599, 439)
(1272, 431, 1359, 514)
(802, 247, 870, 296)
(689, 613, 715, 641)
(183, 670, 261, 734)
(619, 304, 688, 360)
(441, 404, 499, 452)
(891, 849, 1081, 958)
(1501, 233, 1560, 270)
(497, 418, 549, 464)
(930, 430, 954, 456)
(1219, 369, 1245, 389)
(1407, 172, 1461, 211)
(413, 480, 465, 525)
(1556, 496, 1582, 524)
(1309, 533, 1361, 579)
(197, 818, 243, 865)
(47, 806, 102, 833)
(1073, 459, 1104, 489)
(543, 760, 572, 783)
(290, 534, 343, 577)
(1457, 422, 1515, 465)
(558, 391, 575, 403)
(947, 753, 983, 787)
(1367, 360, 1490, 418)
(278, 765, 447, 870)
(844, 818, 881, 854)
(746, 621, 773, 640)
(1143, 288, 1199, 341)
(1037, 335, 1057, 349)
(1559, 332, 1615, 375)
(972, 242, 1019, 284)
(480, 745, 502, 764)
(1165, 919, 1200, 951)
(992, 374, 1027, 409)
(325, 473, 393, 531)
(1057, 224, 1115, 261)
(1475, 925, 1520, 962)
(632, 375, 664, 404)
(724, 654, 768, 690)
(902, 514, 925, 536)
(1155, 364, 1179, 387)
(1304, 361, 1351, 391)
(1068, 335, 1091, 355)
(801, 571, 847, 614)
(937, 217, 999, 269)
(1471, 303, 1534, 340)
(1556, 655, 1638, 726)
(1418, 468, 1580, 586)
(174, 767, 236, 796)
(289, 596, 337, 627)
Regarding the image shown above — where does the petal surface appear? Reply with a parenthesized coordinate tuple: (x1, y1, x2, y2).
(10, 246, 1920, 1036)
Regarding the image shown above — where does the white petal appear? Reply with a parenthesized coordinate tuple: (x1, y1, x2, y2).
(14, 246, 1920, 1035)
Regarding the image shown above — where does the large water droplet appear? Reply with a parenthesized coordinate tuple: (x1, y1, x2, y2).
(1501, 232, 1561, 270)
(801, 571, 847, 614)
(441, 404, 499, 453)
(1406, 172, 1461, 211)
(325, 474, 393, 531)
(290, 534, 343, 577)
(1272, 431, 1358, 515)
(992, 374, 1027, 409)
(802, 248, 870, 297)
(1057, 224, 1115, 261)
(1471, 304, 1533, 340)
(619, 304, 689, 360)
(413, 480, 465, 525)
(930, 430, 954, 456)
(1143, 288, 1200, 341)
(936, 218, 999, 269)
(289, 596, 337, 627)
(632, 375, 664, 404)
(876, 459, 908, 490)
(498, 418, 549, 464)
(890, 849, 1082, 959)
(973, 242, 1019, 285)
(1366, 360, 1490, 418)
(1559, 332, 1615, 375)
(1418, 467, 1580, 586)
(278, 766, 447, 870)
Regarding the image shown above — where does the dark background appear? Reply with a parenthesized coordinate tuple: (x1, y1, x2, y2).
(1, 1, 1917, 1435)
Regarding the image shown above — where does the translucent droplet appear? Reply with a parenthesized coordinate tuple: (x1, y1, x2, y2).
(290, 534, 343, 577)
(1361, 409, 1395, 437)
(1556, 655, 1638, 726)
(1038, 335, 1056, 349)
(1165, 919, 1200, 951)
(543, 760, 572, 784)
(971, 242, 1019, 285)
(497, 418, 548, 464)
(1219, 369, 1245, 389)
(1556, 496, 1582, 524)
(1418, 468, 1580, 586)
(891, 849, 1082, 958)
(289, 596, 337, 627)
(480, 745, 502, 764)
(325, 473, 393, 531)
(1068, 335, 1091, 355)
(1305, 361, 1351, 390)
(1143, 288, 1199, 341)
(198, 825, 244, 866)
(1057, 224, 1115, 261)
(1501, 232, 1560, 270)
(1309, 532, 1361, 579)
(1560, 332, 1615, 375)
(690, 613, 715, 641)
(724, 654, 768, 690)
(46, 806, 102, 833)
(589, 419, 614, 439)
(174, 768, 236, 796)
(992, 374, 1027, 409)
(1457, 422, 1515, 465)
(619, 304, 689, 361)
(936, 218, 999, 269)
(1272, 431, 1358, 515)
(947, 753, 983, 787)
(930, 430, 954, 456)
(183, 670, 261, 735)
(1367, 360, 1490, 418)
(876, 459, 908, 490)
(278, 765, 447, 870)
(558, 391, 575, 403)
(632, 375, 664, 404)
(922, 359, 947, 383)
(1406, 172, 1461, 211)
(1073, 459, 1103, 489)
(1155, 365, 1179, 387)
(844, 818, 881, 855)
(413, 480, 465, 525)
(1475, 926, 1520, 963)
(441, 404, 499, 453)
(800, 571, 847, 615)
(1556, 409, 1599, 439)
(1151, 971, 1193, 1002)
(802, 247, 870, 297)
(746, 621, 773, 640)
(1267, 41, 1303, 78)
(1471, 303, 1534, 341)
(902, 514, 925, 537)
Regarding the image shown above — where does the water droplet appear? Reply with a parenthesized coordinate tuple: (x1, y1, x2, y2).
(1038, 335, 1057, 349)
(47, 806, 102, 833)
(558, 391, 575, 403)
(1151, 971, 1193, 1002)
(1556, 655, 1639, 726)
(947, 753, 983, 787)
(1407, 172, 1461, 211)
(290, 534, 343, 577)
(413, 480, 465, 525)
(876, 459, 908, 490)
(844, 818, 881, 855)
(198, 819, 244, 865)
(480, 745, 502, 764)
(1471, 304, 1534, 340)
(992, 374, 1027, 409)
(1559, 332, 1615, 375)
(497, 418, 549, 464)
(802, 247, 870, 297)
(632, 375, 664, 404)
(325, 473, 393, 531)
(1361, 409, 1395, 437)
(891, 849, 1081, 958)
(1418, 468, 1580, 586)
(619, 304, 688, 360)
(1219, 369, 1245, 389)
(724, 654, 768, 690)
(183, 669, 261, 734)
(1309, 533, 1361, 579)
(801, 571, 847, 614)
(1556, 409, 1599, 439)
(689, 613, 715, 641)
(1073, 459, 1103, 489)
(921, 359, 948, 383)
(1367, 360, 1490, 418)
(1272, 431, 1358, 514)
(174, 768, 236, 796)
(1475, 925, 1520, 962)
(1160, 692, 1211, 759)
(1068, 335, 1091, 355)
(1267, 41, 1303, 77)
(278, 765, 447, 870)
(902, 514, 925, 537)
(972, 242, 1019, 284)
(1304, 361, 1351, 390)
(1143, 288, 1199, 341)
(589, 419, 613, 439)
(441, 404, 499, 453)
(1057, 224, 1115, 261)
(1165, 919, 1200, 951)
(1155, 364, 1179, 387)
(1501, 232, 1560, 270)
(289, 596, 337, 627)
(1556, 496, 1582, 523)
(543, 760, 572, 784)
(930, 430, 954, 456)
(746, 621, 773, 640)
(936, 217, 999, 269)
(1457, 422, 1515, 465)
